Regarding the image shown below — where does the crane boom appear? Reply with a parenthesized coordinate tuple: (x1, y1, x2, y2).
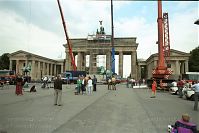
(152, 0, 172, 79)
(111, 0, 115, 74)
(157, 1, 165, 69)
(57, 0, 76, 71)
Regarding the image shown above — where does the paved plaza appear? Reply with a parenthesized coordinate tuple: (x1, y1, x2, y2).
(0, 83, 198, 133)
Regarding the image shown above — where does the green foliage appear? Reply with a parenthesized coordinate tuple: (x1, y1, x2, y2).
(0, 53, 10, 70)
(189, 46, 199, 72)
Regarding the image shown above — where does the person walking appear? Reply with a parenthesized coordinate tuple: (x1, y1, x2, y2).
(108, 78, 112, 90)
(131, 78, 135, 88)
(76, 76, 82, 95)
(15, 74, 23, 95)
(54, 75, 63, 106)
(112, 76, 116, 90)
(150, 79, 157, 98)
(87, 76, 92, 95)
(81, 76, 86, 94)
(177, 79, 184, 98)
(191, 81, 199, 111)
(126, 76, 130, 88)
(93, 75, 97, 91)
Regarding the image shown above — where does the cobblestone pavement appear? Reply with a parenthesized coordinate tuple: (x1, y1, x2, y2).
(0, 83, 198, 133)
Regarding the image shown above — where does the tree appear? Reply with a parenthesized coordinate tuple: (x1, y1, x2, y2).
(189, 46, 199, 72)
(0, 53, 10, 70)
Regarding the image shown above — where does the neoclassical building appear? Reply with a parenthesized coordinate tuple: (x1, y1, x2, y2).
(9, 45, 190, 81)
(9, 50, 64, 81)
(137, 49, 190, 80)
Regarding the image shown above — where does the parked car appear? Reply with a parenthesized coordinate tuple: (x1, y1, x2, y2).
(183, 88, 199, 101)
(184, 89, 194, 101)
(170, 86, 178, 94)
(169, 81, 178, 94)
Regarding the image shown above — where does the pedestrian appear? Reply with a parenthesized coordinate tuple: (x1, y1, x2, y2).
(87, 76, 92, 95)
(131, 78, 135, 88)
(54, 75, 62, 106)
(171, 113, 197, 133)
(143, 78, 145, 85)
(177, 79, 184, 98)
(67, 75, 70, 84)
(126, 76, 130, 88)
(43, 76, 48, 88)
(150, 78, 157, 98)
(191, 81, 199, 111)
(15, 74, 23, 95)
(112, 76, 116, 90)
(108, 78, 112, 90)
(76, 76, 82, 95)
(92, 75, 97, 91)
(139, 79, 142, 88)
(81, 75, 86, 94)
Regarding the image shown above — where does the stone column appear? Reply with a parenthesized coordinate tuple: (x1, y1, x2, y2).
(89, 53, 93, 74)
(106, 51, 111, 70)
(9, 60, 13, 70)
(16, 60, 19, 74)
(131, 51, 136, 79)
(154, 60, 158, 69)
(46, 63, 49, 75)
(25, 59, 28, 67)
(119, 51, 123, 77)
(37, 61, 41, 80)
(175, 60, 180, 76)
(181, 61, 185, 74)
(50, 63, 53, 76)
(185, 60, 188, 73)
(77, 52, 82, 71)
(138, 65, 141, 80)
(61, 64, 63, 73)
(54, 64, 57, 76)
(65, 52, 72, 71)
(31, 60, 35, 80)
(82, 53, 86, 71)
(43, 62, 46, 75)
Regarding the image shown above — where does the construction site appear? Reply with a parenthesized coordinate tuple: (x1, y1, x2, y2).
(7, 0, 194, 84)
(0, 0, 198, 133)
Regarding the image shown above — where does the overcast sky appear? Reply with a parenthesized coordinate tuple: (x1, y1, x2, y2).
(0, 0, 198, 77)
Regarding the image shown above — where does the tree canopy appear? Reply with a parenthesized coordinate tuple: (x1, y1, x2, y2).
(189, 46, 199, 72)
(0, 53, 10, 70)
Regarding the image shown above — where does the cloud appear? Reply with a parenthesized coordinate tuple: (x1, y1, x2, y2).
(169, 8, 198, 53)
(0, 10, 65, 59)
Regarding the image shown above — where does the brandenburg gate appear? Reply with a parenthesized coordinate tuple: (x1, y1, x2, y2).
(64, 32, 138, 78)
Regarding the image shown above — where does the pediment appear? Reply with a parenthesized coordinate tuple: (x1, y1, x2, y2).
(9, 50, 32, 58)
(170, 49, 189, 56)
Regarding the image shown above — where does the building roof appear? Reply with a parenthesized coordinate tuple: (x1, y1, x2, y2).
(146, 49, 190, 62)
(9, 50, 58, 62)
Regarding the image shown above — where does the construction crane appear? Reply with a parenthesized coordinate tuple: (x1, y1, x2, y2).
(152, 1, 172, 79)
(57, 0, 76, 71)
(111, 0, 115, 74)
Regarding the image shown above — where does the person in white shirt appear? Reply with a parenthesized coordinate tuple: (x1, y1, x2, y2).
(81, 76, 86, 95)
(191, 81, 199, 111)
(87, 76, 93, 95)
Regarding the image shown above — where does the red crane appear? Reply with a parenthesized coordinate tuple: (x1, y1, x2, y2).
(57, 0, 77, 71)
(152, 1, 172, 79)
